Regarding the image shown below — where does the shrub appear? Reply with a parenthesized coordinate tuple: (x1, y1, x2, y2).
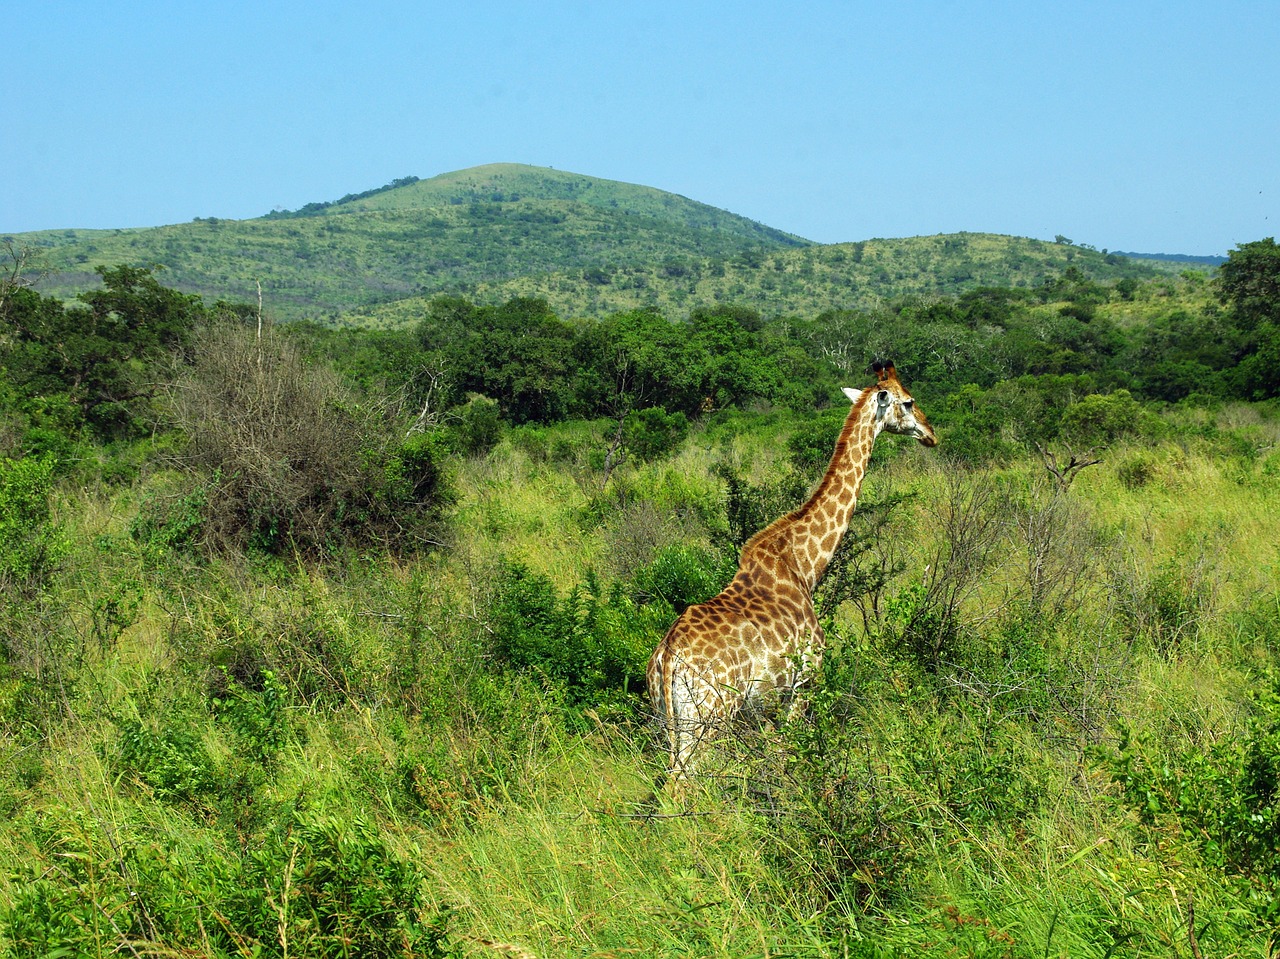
(449, 394, 502, 456)
(115, 712, 218, 803)
(1108, 670, 1280, 925)
(786, 406, 847, 473)
(1115, 449, 1159, 490)
(168, 321, 449, 555)
(209, 665, 289, 764)
(714, 463, 808, 550)
(1059, 389, 1164, 447)
(488, 564, 659, 709)
(0, 810, 458, 958)
(623, 406, 688, 461)
(0, 455, 65, 592)
(224, 814, 455, 958)
(629, 542, 730, 614)
(129, 477, 208, 554)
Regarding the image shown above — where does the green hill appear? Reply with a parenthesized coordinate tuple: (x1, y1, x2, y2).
(13, 164, 811, 322)
(350, 232, 1163, 326)
(12, 164, 1165, 325)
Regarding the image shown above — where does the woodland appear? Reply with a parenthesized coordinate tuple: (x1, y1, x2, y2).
(0, 167, 1279, 956)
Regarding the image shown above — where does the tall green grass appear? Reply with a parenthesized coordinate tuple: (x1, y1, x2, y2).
(2, 408, 1278, 956)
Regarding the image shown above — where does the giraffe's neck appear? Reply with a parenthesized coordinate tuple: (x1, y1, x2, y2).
(784, 395, 881, 589)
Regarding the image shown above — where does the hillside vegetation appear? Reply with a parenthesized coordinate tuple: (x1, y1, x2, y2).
(352, 231, 1163, 327)
(13, 164, 809, 323)
(1, 235, 1279, 956)
(10, 164, 1192, 327)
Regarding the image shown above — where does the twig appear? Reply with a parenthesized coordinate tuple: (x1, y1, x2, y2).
(1187, 893, 1203, 959)
(1035, 442, 1102, 492)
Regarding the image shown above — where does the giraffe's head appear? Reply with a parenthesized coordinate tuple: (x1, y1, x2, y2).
(841, 361, 938, 447)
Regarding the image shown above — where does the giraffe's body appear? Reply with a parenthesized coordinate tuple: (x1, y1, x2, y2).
(647, 362, 936, 784)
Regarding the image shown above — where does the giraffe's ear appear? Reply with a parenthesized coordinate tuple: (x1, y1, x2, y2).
(841, 387, 863, 404)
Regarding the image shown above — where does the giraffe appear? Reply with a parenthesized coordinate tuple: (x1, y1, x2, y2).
(646, 361, 937, 786)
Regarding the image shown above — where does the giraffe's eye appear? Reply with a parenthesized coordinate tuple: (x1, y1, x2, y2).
(902, 399, 914, 410)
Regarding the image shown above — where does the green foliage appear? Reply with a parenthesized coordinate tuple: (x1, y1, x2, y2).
(775, 638, 1046, 913)
(785, 405, 847, 473)
(629, 542, 731, 614)
(1219, 237, 1280, 331)
(449, 394, 502, 456)
(1107, 670, 1280, 924)
(129, 478, 208, 554)
(116, 711, 218, 803)
(714, 463, 808, 550)
(489, 564, 659, 710)
(1, 266, 207, 442)
(623, 406, 688, 461)
(1058, 389, 1162, 447)
(0, 455, 65, 591)
(224, 814, 454, 958)
(0, 875, 129, 959)
(211, 665, 289, 764)
(0, 809, 457, 959)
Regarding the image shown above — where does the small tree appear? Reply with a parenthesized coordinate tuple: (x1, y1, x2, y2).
(1220, 237, 1280, 331)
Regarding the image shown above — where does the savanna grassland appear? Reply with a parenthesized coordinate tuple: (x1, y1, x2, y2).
(1, 189, 1279, 956)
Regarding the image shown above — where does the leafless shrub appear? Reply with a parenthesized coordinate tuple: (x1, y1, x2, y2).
(601, 498, 696, 582)
(895, 468, 1005, 669)
(1035, 441, 1102, 492)
(167, 319, 446, 555)
(1006, 475, 1105, 622)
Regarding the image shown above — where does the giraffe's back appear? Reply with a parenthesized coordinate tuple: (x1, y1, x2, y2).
(647, 568, 820, 723)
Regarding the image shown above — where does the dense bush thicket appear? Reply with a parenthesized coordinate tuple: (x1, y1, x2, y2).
(288, 240, 1280, 464)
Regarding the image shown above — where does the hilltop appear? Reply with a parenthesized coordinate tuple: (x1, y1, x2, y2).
(13, 164, 810, 322)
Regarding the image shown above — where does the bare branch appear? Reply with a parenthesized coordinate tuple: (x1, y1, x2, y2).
(1035, 441, 1102, 492)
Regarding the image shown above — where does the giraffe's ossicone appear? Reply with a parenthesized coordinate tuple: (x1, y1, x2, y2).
(647, 361, 937, 788)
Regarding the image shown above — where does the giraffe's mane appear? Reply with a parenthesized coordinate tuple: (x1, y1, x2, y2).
(739, 385, 877, 560)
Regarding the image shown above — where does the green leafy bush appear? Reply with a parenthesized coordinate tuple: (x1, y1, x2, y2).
(1059, 389, 1164, 447)
(449, 394, 503, 456)
(489, 564, 660, 709)
(0, 876, 127, 959)
(0, 810, 458, 958)
(623, 406, 688, 461)
(210, 665, 289, 764)
(786, 406, 847, 473)
(714, 463, 808, 550)
(224, 813, 456, 958)
(0, 455, 65, 591)
(116, 713, 218, 803)
(629, 542, 730, 614)
(1108, 670, 1280, 924)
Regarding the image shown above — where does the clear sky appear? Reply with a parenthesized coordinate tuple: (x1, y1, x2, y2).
(5, 1, 1277, 255)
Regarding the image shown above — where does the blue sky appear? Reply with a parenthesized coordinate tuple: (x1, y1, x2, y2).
(6, 1, 1277, 255)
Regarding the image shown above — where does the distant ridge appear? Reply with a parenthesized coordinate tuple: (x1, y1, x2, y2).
(13, 163, 1165, 323)
(1115, 251, 1226, 266)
